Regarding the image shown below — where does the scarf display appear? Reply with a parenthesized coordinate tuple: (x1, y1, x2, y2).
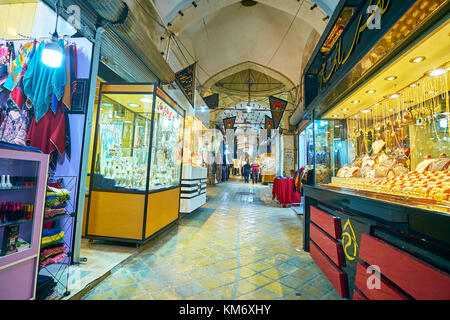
(0, 39, 77, 170)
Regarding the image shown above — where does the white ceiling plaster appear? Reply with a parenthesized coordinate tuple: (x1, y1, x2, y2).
(173, 1, 316, 87)
(154, 0, 339, 121)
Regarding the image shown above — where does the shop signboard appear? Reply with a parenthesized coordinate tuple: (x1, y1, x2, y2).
(304, 0, 417, 111)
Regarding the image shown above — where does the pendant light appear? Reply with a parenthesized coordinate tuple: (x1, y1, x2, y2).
(42, 0, 63, 68)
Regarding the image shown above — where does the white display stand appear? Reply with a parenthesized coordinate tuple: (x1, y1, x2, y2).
(180, 166, 207, 213)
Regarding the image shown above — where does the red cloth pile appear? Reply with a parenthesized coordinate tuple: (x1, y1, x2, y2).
(272, 178, 301, 207)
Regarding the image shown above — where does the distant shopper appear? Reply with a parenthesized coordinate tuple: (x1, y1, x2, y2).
(251, 161, 260, 184)
(243, 162, 251, 183)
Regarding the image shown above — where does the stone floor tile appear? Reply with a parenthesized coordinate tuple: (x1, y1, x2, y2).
(262, 281, 295, 298)
(261, 268, 285, 280)
(246, 274, 273, 287)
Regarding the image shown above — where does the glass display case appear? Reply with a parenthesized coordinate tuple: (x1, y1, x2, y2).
(180, 116, 207, 214)
(86, 84, 185, 243)
(0, 148, 48, 300)
(311, 24, 450, 209)
(258, 153, 276, 183)
(183, 116, 207, 168)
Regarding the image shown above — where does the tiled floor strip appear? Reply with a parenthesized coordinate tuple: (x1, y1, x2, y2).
(82, 180, 343, 300)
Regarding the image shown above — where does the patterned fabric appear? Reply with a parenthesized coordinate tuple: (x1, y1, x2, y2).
(0, 107, 32, 146)
(40, 245, 68, 261)
(0, 42, 14, 86)
(3, 41, 35, 91)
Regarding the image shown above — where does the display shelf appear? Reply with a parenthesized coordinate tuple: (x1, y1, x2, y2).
(0, 186, 36, 192)
(0, 219, 33, 228)
(36, 176, 76, 300)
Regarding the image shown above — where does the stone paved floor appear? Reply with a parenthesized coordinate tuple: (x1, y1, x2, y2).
(82, 179, 343, 300)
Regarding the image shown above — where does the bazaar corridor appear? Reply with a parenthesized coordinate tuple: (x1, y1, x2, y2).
(81, 180, 342, 300)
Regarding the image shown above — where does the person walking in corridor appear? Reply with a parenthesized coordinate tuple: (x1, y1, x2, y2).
(251, 161, 260, 184)
(243, 162, 251, 183)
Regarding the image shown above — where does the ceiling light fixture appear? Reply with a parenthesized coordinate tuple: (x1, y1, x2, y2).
(389, 93, 401, 99)
(389, 109, 395, 112)
(428, 68, 447, 77)
(366, 90, 376, 94)
(128, 103, 141, 108)
(427, 90, 436, 94)
(102, 103, 113, 107)
(385, 76, 397, 81)
(323, 15, 329, 21)
(140, 97, 152, 103)
(410, 56, 426, 63)
(192, 1, 198, 8)
(352, 100, 361, 104)
(333, 115, 339, 118)
(340, 108, 349, 112)
(373, 103, 381, 106)
(409, 83, 418, 87)
(361, 109, 372, 113)
(310, 4, 317, 10)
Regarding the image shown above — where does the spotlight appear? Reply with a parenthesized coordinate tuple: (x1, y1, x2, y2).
(167, 22, 172, 27)
(42, 41, 63, 68)
(178, 10, 184, 16)
(160, 36, 165, 40)
(192, 1, 198, 7)
(310, 4, 317, 10)
(429, 68, 447, 77)
(323, 15, 329, 21)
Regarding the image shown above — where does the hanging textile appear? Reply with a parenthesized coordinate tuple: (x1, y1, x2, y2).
(23, 40, 67, 122)
(62, 44, 77, 110)
(26, 105, 65, 154)
(0, 42, 14, 86)
(3, 41, 35, 92)
(0, 39, 76, 171)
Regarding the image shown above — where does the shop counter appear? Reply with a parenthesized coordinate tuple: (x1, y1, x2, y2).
(262, 174, 275, 183)
(303, 185, 450, 300)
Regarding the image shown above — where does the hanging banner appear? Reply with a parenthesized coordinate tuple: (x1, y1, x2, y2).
(175, 63, 196, 108)
(223, 116, 236, 130)
(265, 115, 274, 131)
(265, 115, 274, 136)
(269, 96, 288, 129)
(203, 93, 219, 109)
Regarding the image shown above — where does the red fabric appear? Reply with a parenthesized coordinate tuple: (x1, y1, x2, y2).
(251, 163, 260, 173)
(26, 104, 65, 155)
(272, 178, 301, 207)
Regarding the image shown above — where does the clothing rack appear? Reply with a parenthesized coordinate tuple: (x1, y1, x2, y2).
(0, 33, 78, 45)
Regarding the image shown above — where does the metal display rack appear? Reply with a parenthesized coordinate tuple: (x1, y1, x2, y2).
(37, 175, 77, 300)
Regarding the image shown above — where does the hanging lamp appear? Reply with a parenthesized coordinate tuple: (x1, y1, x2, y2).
(42, 0, 63, 68)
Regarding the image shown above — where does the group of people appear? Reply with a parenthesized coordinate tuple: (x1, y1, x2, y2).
(242, 161, 260, 184)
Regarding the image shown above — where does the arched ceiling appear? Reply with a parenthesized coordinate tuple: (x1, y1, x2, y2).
(152, 0, 339, 128)
(215, 104, 271, 130)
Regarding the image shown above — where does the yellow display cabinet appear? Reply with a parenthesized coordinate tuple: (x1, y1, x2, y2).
(85, 83, 185, 243)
